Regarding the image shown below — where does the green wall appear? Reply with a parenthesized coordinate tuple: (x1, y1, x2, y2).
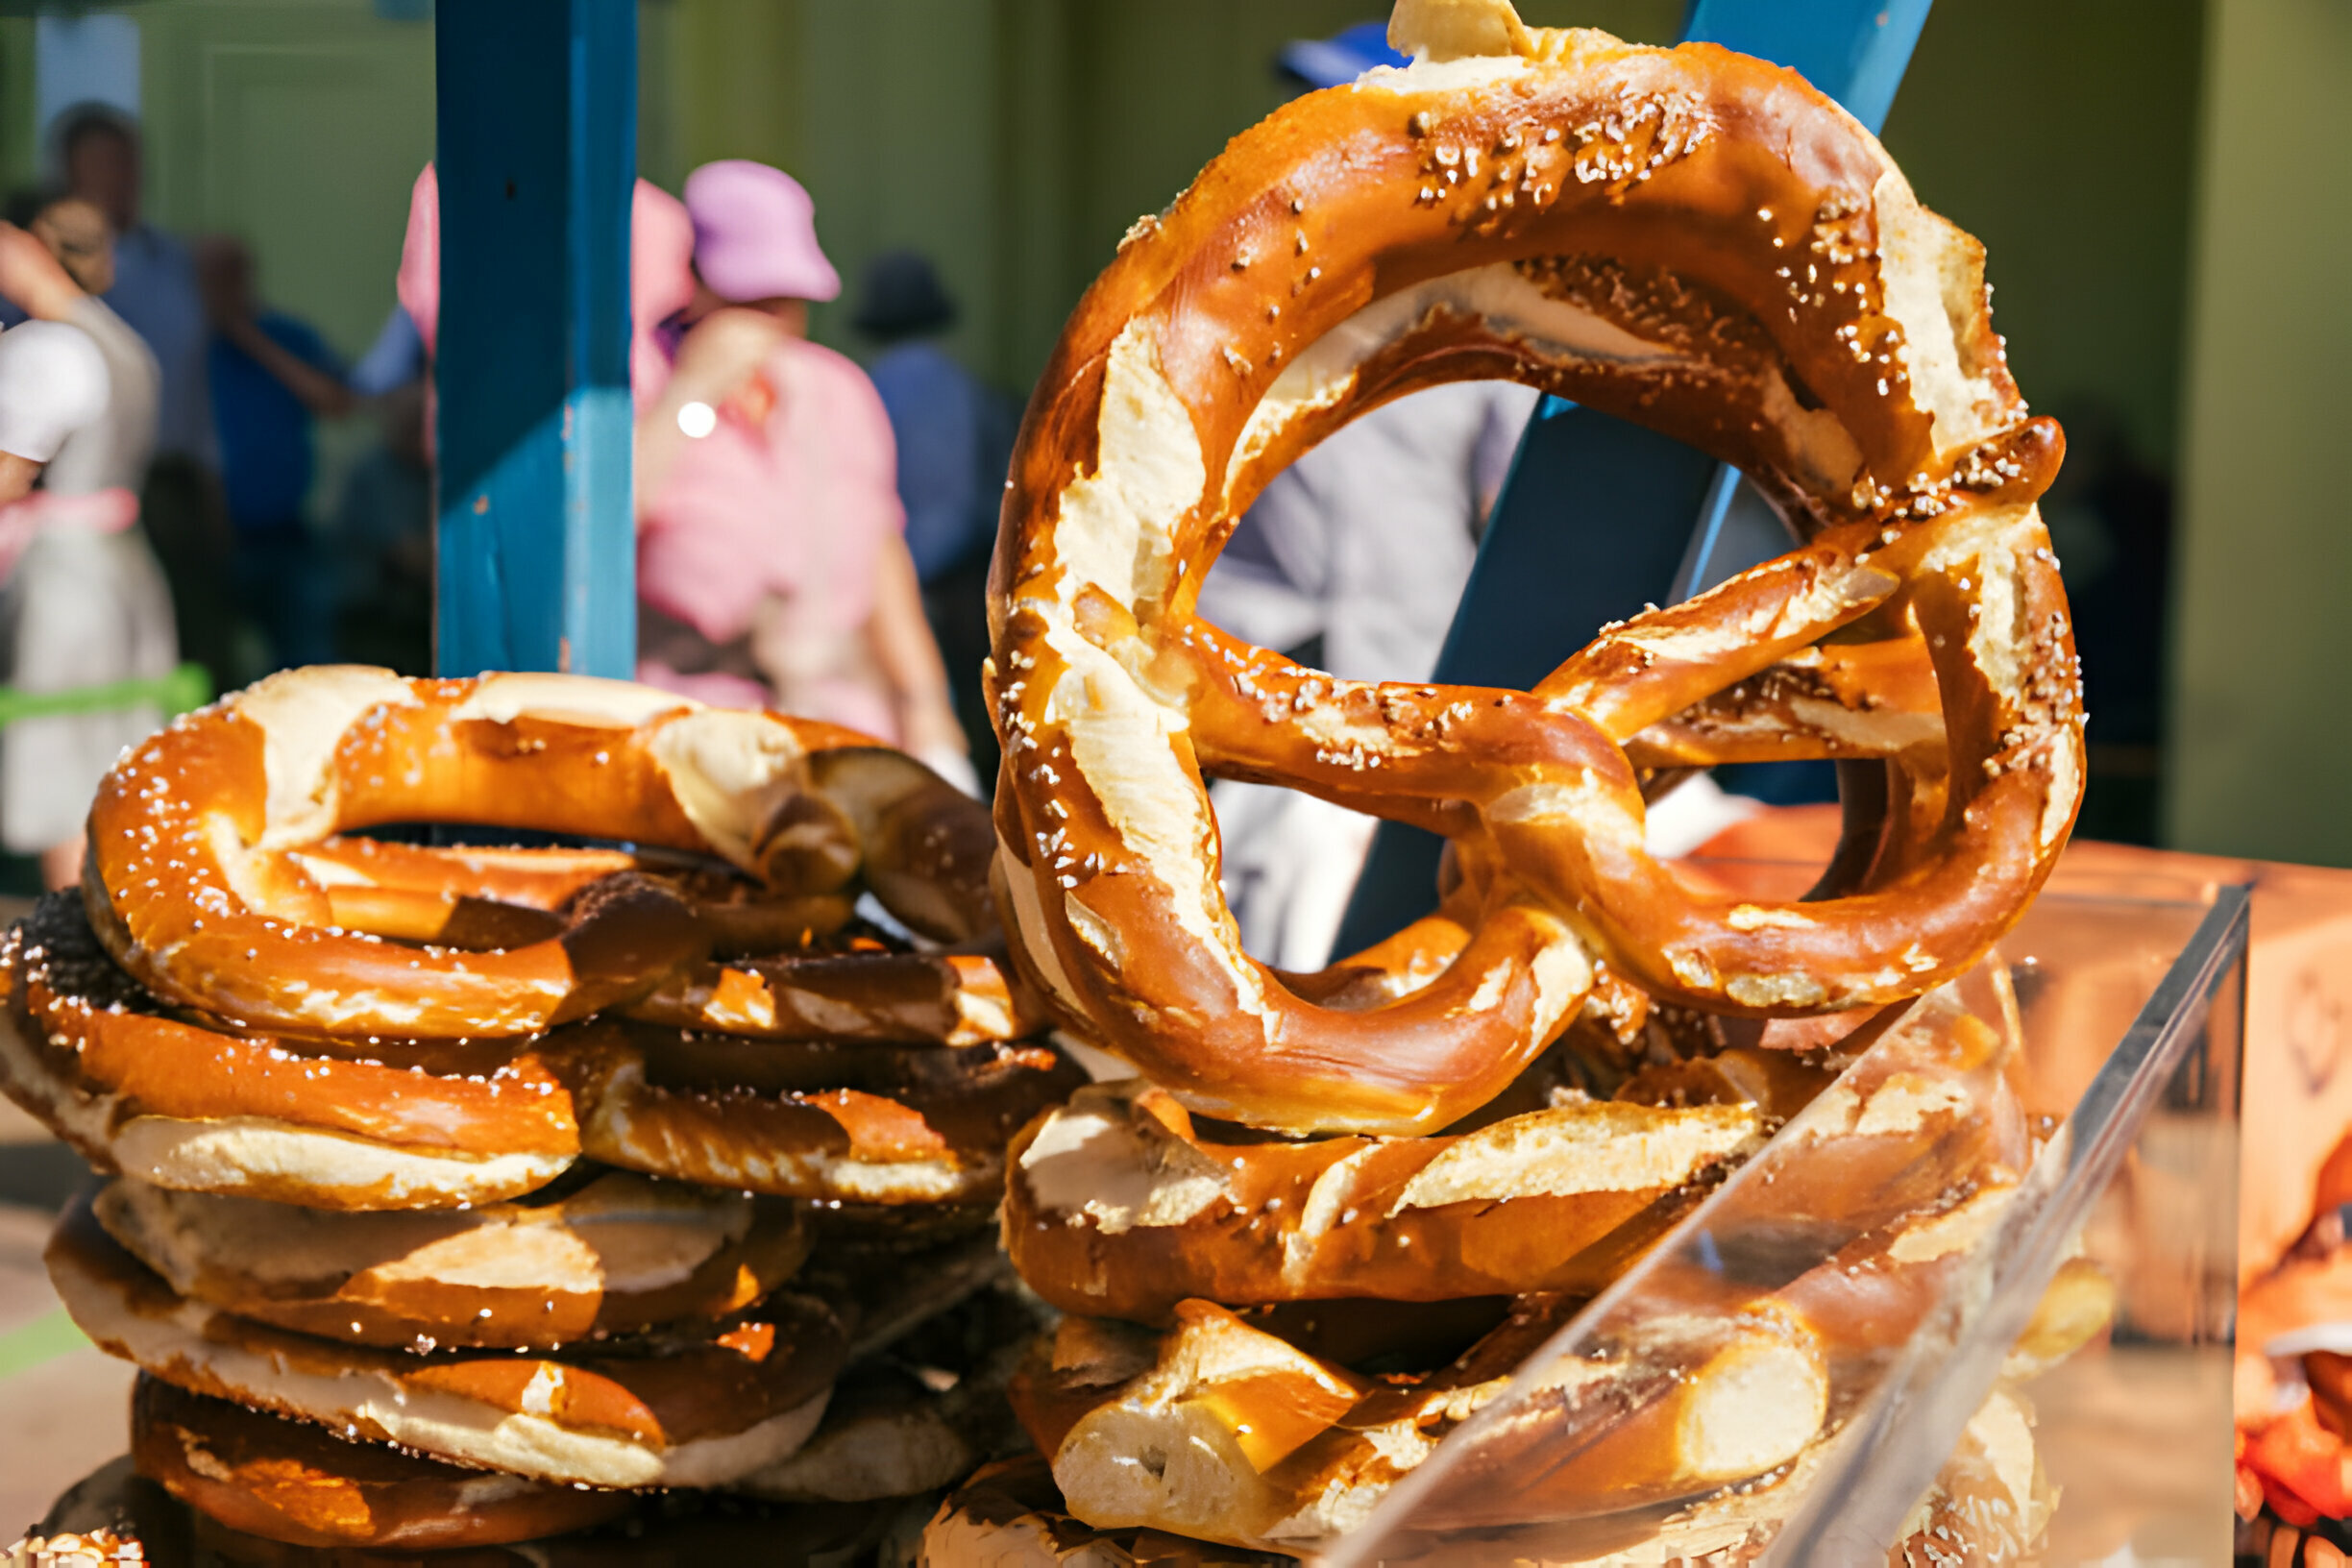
(2166, 0, 2352, 864)
(0, 19, 37, 195)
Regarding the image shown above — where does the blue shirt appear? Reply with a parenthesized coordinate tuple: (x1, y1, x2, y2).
(209, 311, 339, 530)
(867, 341, 993, 582)
(106, 225, 215, 466)
(349, 304, 425, 398)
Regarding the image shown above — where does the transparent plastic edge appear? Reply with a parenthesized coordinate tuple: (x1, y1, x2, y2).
(1761, 883, 2252, 1563)
(1318, 885, 2251, 1568)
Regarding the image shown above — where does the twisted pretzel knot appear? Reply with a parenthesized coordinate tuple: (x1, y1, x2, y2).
(988, 29, 2084, 1136)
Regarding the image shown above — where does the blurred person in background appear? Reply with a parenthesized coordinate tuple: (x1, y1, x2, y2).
(52, 104, 239, 688)
(635, 161, 973, 793)
(1193, 22, 1539, 969)
(197, 233, 353, 673)
(853, 249, 1014, 785)
(330, 377, 431, 674)
(395, 162, 706, 663)
(348, 301, 427, 404)
(397, 161, 699, 462)
(0, 207, 176, 890)
(328, 300, 431, 673)
(53, 105, 209, 469)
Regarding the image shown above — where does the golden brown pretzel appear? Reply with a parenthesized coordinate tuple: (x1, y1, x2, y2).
(0, 895, 583, 1211)
(48, 1197, 846, 1490)
(1003, 1081, 1756, 1322)
(290, 839, 1041, 1047)
(84, 667, 1000, 1041)
(920, 1454, 1295, 1567)
(92, 1173, 809, 1352)
(988, 19, 2082, 1134)
(628, 945, 1041, 1047)
(740, 1281, 1044, 1505)
(2, 891, 1070, 1212)
(1015, 1139, 2044, 1559)
(50, 1458, 918, 1568)
(282, 835, 859, 956)
(1006, 958, 2023, 1327)
(130, 1377, 636, 1552)
(560, 1019, 1089, 1206)
(1013, 1296, 1827, 1554)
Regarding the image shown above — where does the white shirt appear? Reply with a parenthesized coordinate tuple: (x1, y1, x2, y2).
(43, 297, 159, 496)
(0, 318, 110, 464)
(1199, 381, 1540, 683)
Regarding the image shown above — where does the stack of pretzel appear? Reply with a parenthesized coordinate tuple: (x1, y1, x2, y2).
(1, 668, 1085, 1561)
(921, 1, 2105, 1561)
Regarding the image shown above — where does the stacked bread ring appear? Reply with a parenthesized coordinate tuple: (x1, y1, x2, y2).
(3, 667, 1080, 1556)
(923, 1, 2103, 1561)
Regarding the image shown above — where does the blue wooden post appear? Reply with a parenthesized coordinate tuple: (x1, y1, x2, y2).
(1681, 0, 1933, 136)
(1332, 0, 1934, 957)
(432, 0, 637, 679)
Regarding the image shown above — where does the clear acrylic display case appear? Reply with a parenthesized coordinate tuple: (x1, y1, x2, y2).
(1326, 866, 2250, 1567)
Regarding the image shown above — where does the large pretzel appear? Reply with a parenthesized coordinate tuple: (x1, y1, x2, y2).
(989, 17, 2082, 1135)
(84, 667, 1016, 1041)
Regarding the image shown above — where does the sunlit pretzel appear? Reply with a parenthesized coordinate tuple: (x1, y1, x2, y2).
(0, 895, 583, 1211)
(1004, 970, 2023, 1327)
(988, 14, 2082, 1135)
(84, 667, 1015, 1041)
(561, 1019, 1088, 1206)
(1012, 1295, 1828, 1553)
(92, 1173, 809, 1352)
(130, 1377, 638, 1553)
(1, 891, 1061, 1212)
(290, 835, 1042, 1046)
(1004, 1081, 1757, 1323)
(49, 1196, 846, 1490)
(282, 836, 859, 955)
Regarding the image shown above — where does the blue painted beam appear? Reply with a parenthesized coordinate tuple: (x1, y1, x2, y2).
(1331, 0, 1933, 959)
(433, 0, 637, 679)
(1681, 0, 1933, 137)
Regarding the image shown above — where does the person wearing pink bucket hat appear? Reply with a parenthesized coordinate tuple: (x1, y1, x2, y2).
(633, 159, 971, 789)
(394, 162, 698, 451)
(680, 159, 840, 307)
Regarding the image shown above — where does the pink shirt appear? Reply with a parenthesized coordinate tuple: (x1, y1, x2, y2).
(637, 337, 905, 737)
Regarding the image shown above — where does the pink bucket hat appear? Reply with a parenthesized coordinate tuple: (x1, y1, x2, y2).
(683, 160, 840, 305)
